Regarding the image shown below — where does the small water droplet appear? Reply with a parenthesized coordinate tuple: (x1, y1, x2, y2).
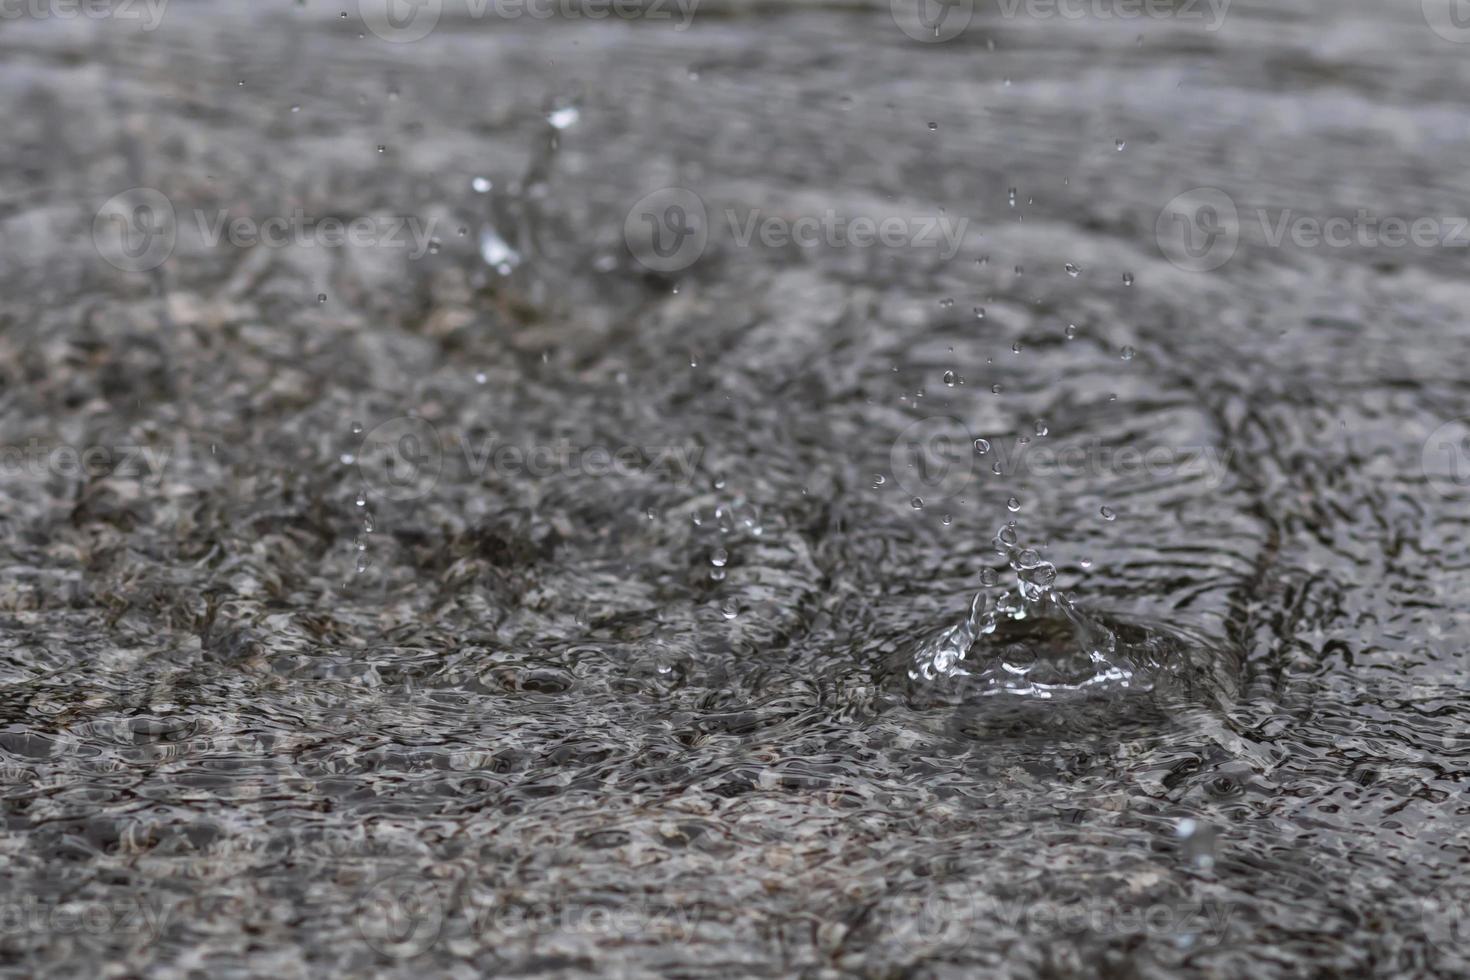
(317, 293, 327, 304)
(1007, 496, 1020, 512)
(1116, 139, 1126, 151)
(943, 370, 957, 387)
(973, 306, 986, 320)
(474, 371, 487, 384)
(1121, 346, 1135, 360)
(973, 438, 991, 455)
(471, 177, 492, 193)
(1100, 506, 1117, 521)
(710, 548, 728, 568)
(1064, 323, 1078, 340)
(547, 106, 580, 130)
(1064, 262, 1081, 277)
(911, 497, 924, 510)
(1034, 419, 1048, 437)
(1122, 272, 1135, 286)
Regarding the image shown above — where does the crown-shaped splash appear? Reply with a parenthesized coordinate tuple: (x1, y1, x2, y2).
(906, 523, 1131, 699)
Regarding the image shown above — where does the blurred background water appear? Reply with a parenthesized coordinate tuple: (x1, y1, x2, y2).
(1, 0, 1469, 976)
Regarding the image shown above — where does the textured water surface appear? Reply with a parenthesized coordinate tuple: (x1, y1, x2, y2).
(1, 0, 1469, 976)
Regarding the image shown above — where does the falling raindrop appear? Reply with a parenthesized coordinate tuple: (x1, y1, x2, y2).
(1101, 506, 1117, 521)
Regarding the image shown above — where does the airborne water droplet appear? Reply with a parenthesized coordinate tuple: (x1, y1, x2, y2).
(547, 106, 580, 130)
(1101, 506, 1117, 521)
(1121, 346, 1135, 360)
(974, 438, 991, 455)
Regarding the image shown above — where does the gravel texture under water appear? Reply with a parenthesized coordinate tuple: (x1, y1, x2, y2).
(1, 1, 1469, 977)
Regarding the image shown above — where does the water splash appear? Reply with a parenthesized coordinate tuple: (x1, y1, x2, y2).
(477, 98, 581, 299)
(901, 524, 1221, 705)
